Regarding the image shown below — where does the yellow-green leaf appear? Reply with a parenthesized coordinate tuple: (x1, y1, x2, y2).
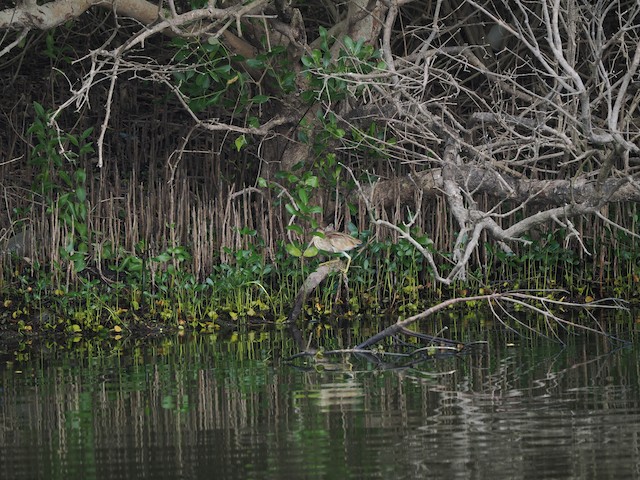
(285, 243, 302, 257)
(303, 245, 319, 257)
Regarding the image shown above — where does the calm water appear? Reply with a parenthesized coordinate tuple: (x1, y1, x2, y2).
(1, 323, 639, 479)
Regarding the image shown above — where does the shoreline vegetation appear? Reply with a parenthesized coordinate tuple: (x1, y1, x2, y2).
(1, 218, 636, 342)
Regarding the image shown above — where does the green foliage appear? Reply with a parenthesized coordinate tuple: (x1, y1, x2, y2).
(248, 45, 297, 94)
(10, 105, 640, 334)
(42, 29, 74, 64)
(171, 38, 294, 115)
(28, 102, 93, 194)
(170, 39, 294, 153)
(4, 220, 640, 337)
(171, 37, 246, 113)
(298, 28, 396, 161)
(301, 27, 385, 104)
(259, 166, 323, 259)
(28, 102, 94, 273)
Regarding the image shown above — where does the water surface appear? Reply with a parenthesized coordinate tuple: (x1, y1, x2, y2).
(1, 324, 638, 479)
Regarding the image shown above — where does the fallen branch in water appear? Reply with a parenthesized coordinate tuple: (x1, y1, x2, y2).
(286, 290, 628, 366)
(356, 291, 626, 349)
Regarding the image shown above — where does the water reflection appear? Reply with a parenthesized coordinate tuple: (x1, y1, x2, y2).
(0, 327, 638, 479)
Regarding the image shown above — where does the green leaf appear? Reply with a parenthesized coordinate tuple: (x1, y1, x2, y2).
(33, 101, 45, 118)
(246, 58, 264, 69)
(168, 246, 191, 261)
(79, 143, 95, 155)
(297, 188, 309, 205)
(304, 175, 319, 188)
(343, 36, 354, 53)
(76, 224, 88, 239)
(120, 256, 143, 273)
(188, 97, 209, 112)
(71, 254, 86, 273)
(286, 224, 303, 235)
(58, 171, 72, 188)
(153, 252, 172, 263)
(285, 243, 302, 257)
(195, 73, 211, 90)
(75, 169, 86, 184)
(301, 91, 317, 104)
(319, 26, 329, 51)
(234, 134, 247, 151)
(354, 38, 365, 55)
(285, 203, 298, 216)
(311, 49, 322, 65)
(297, 128, 309, 143)
(297, 203, 312, 215)
(251, 94, 269, 104)
(172, 37, 187, 47)
(203, 42, 220, 56)
(303, 245, 319, 258)
(74, 201, 87, 219)
(257, 177, 268, 188)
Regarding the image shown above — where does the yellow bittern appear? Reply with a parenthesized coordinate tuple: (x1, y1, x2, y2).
(310, 226, 362, 272)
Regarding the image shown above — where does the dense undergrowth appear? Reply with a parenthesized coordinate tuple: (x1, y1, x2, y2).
(2, 222, 639, 339)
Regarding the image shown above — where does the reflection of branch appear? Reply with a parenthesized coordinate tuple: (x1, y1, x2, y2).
(354, 291, 624, 350)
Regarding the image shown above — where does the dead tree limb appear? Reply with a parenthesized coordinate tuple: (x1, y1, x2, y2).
(287, 259, 346, 324)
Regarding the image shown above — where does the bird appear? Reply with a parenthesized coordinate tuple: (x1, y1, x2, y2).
(310, 225, 362, 273)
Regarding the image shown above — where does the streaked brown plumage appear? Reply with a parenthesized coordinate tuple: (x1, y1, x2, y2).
(311, 226, 362, 272)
